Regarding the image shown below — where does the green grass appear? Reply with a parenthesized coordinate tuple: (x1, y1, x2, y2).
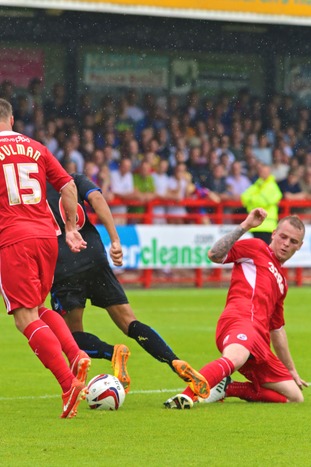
(0, 288, 310, 466)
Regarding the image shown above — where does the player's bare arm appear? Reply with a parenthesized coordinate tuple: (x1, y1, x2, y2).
(208, 208, 267, 263)
(271, 328, 309, 389)
(88, 190, 123, 266)
(61, 180, 87, 253)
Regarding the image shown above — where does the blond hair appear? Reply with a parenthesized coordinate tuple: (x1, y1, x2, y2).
(277, 215, 305, 237)
(0, 98, 13, 122)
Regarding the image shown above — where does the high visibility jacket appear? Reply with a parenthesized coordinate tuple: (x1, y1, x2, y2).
(240, 175, 282, 233)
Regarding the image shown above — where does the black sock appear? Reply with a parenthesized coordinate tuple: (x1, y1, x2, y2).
(72, 331, 114, 360)
(128, 320, 179, 367)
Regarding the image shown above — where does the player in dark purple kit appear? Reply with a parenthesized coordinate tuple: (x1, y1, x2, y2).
(47, 173, 210, 399)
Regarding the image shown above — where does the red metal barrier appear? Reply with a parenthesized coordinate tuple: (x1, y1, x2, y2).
(91, 198, 311, 288)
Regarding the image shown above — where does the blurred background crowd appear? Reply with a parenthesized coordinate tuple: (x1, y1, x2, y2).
(2, 77, 311, 224)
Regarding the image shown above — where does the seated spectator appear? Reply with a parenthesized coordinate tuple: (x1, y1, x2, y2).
(97, 163, 114, 202)
(56, 138, 85, 174)
(278, 169, 303, 200)
(152, 159, 172, 224)
(167, 162, 195, 223)
(299, 165, 311, 199)
(110, 157, 136, 224)
(44, 118, 59, 155)
(253, 132, 272, 165)
(270, 147, 290, 182)
(226, 161, 251, 200)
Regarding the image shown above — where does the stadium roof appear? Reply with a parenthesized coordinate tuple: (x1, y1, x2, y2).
(2, 0, 311, 26)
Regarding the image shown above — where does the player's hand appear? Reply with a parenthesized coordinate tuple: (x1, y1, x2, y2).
(242, 208, 267, 231)
(65, 230, 87, 253)
(290, 369, 309, 390)
(110, 240, 123, 267)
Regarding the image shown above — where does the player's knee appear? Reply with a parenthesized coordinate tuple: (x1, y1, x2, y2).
(287, 391, 304, 403)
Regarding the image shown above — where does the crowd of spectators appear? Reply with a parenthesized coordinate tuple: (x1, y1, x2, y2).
(2, 78, 311, 224)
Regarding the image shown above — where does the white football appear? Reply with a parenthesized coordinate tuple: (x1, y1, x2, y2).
(86, 374, 126, 410)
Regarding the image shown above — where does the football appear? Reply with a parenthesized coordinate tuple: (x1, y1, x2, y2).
(86, 374, 126, 410)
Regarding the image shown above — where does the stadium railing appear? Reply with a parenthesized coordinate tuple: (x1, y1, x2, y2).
(88, 198, 311, 288)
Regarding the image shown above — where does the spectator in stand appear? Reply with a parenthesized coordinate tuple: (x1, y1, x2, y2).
(226, 161, 251, 200)
(187, 144, 211, 190)
(299, 165, 311, 199)
(278, 169, 303, 200)
(216, 135, 235, 164)
(152, 158, 172, 224)
(129, 160, 156, 221)
(84, 161, 99, 185)
(43, 82, 71, 122)
(253, 132, 273, 165)
(0, 80, 17, 110)
(206, 163, 230, 203)
(270, 147, 290, 182)
(57, 138, 85, 174)
(122, 137, 143, 171)
(80, 127, 96, 161)
(110, 157, 135, 225)
(156, 126, 171, 160)
(229, 124, 244, 161)
(14, 95, 33, 136)
(241, 164, 283, 244)
(126, 89, 145, 123)
(97, 163, 114, 202)
(26, 77, 44, 113)
(44, 118, 59, 155)
(167, 162, 195, 223)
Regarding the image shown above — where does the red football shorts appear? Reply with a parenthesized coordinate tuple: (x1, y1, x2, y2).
(216, 316, 292, 388)
(0, 237, 58, 313)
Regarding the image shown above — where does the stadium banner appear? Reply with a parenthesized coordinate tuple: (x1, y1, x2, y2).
(84, 52, 169, 89)
(0, 48, 44, 87)
(3, 1, 311, 25)
(96, 224, 311, 269)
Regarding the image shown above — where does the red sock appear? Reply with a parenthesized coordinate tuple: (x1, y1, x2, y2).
(38, 306, 79, 365)
(183, 357, 235, 398)
(23, 319, 73, 392)
(226, 381, 287, 403)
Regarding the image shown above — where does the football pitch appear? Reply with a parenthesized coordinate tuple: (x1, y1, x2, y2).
(0, 287, 310, 466)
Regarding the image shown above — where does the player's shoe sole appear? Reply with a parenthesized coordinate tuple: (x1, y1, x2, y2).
(70, 350, 91, 386)
(198, 376, 232, 404)
(164, 394, 194, 409)
(172, 359, 210, 399)
(111, 344, 131, 394)
(61, 378, 88, 419)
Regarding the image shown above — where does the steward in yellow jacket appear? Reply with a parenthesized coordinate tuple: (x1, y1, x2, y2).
(241, 164, 282, 243)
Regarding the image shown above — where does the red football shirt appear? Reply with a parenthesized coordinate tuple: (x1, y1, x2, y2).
(0, 131, 72, 248)
(222, 238, 287, 338)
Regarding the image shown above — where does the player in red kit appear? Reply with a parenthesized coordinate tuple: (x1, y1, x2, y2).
(0, 98, 90, 418)
(165, 208, 308, 409)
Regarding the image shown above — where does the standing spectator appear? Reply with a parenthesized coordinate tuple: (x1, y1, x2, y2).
(0, 98, 89, 418)
(241, 164, 282, 244)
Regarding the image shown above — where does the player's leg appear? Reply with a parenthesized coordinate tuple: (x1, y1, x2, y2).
(51, 280, 131, 392)
(262, 380, 304, 402)
(164, 343, 246, 408)
(212, 352, 302, 403)
(107, 303, 209, 398)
